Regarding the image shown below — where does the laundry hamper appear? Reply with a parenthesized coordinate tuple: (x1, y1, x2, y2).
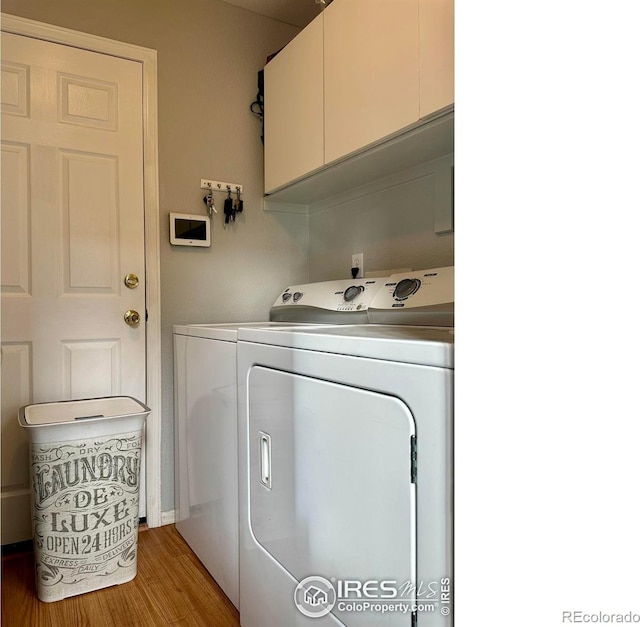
(18, 396, 150, 602)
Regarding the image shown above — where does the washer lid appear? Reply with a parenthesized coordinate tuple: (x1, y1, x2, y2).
(173, 321, 288, 341)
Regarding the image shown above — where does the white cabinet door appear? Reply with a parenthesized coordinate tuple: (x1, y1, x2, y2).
(1, 32, 146, 543)
(419, 0, 454, 118)
(264, 13, 324, 193)
(324, 0, 420, 164)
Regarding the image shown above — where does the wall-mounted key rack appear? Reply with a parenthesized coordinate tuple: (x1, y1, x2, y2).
(201, 179, 244, 224)
(201, 179, 243, 194)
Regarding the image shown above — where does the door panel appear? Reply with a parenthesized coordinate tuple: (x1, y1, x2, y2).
(61, 339, 121, 398)
(62, 151, 120, 293)
(0, 142, 30, 295)
(0, 60, 29, 116)
(248, 366, 416, 627)
(58, 73, 118, 130)
(1, 32, 146, 543)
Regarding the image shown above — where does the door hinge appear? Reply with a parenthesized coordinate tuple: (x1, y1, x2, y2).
(410, 435, 417, 484)
(145, 309, 149, 322)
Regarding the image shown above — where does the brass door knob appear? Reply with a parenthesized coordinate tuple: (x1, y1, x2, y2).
(124, 273, 139, 289)
(124, 310, 141, 326)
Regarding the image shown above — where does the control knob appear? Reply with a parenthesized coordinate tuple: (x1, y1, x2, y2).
(282, 293, 292, 302)
(293, 292, 303, 302)
(393, 278, 421, 300)
(343, 285, 364, 302)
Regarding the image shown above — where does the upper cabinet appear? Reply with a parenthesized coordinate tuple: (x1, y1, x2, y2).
(419, 0, 454, 118)
(263, 13, 324, 194)
(264, 0, 453, 202)
(323, 0, 420, 164)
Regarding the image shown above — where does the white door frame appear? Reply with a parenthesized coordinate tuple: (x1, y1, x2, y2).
(1, 13, 163, 528)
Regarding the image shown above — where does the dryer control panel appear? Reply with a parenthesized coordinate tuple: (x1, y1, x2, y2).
(368, 266, 454, 326)
(270, 278, 386, 323)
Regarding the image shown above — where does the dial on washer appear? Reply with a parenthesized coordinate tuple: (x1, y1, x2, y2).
(393, 278, 421, 300)
(343, 285, 364, 302)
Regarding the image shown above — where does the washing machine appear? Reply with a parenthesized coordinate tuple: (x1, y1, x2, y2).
(237, 267, 454, 626)
(173, 277, 387, 609)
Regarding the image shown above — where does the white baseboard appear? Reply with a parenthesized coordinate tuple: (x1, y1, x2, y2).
(160, 510, 176, 525)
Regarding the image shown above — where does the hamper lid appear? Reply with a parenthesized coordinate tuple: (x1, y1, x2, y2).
(19, 396, 150, 428)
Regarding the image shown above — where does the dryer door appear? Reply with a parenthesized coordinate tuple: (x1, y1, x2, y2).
(248, 366, 416, 626)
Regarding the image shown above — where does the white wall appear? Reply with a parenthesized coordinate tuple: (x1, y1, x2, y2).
(308, 154, 454, 281)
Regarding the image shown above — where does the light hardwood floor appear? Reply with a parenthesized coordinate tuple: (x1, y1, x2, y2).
(1, 524, 240, 626)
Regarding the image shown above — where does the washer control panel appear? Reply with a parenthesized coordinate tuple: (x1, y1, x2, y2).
(271, 278, 387, 322)
(368, 266, 454, 325)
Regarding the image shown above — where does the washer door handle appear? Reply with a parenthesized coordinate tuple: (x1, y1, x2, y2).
(259, 432, 272, 490)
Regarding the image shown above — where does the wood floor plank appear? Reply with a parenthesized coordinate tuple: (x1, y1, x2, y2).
(1, 525, 240, 627)
(46, 591, 114, 627)
(0, 553, 53, 627)
(136, 537, 197, 621)
(174, 554, 238, 626)
(170, 609, 214, 627)
(98, 573, 169, 627)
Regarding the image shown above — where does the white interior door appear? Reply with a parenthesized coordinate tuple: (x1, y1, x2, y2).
(1, 32, 147, 544)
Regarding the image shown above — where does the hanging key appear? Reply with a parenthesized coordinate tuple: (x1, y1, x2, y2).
(203, 189, 217, 216)
(224, 187, 233, 224)
(235, 186, 243, 213)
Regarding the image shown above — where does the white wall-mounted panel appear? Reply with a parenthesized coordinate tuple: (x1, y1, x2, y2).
(1, 142, 31, 295)
(1, 61, 29, 117)
(58, 72, 118, 130)
(61, 151, 119, 293)
(62, 339, 121, 399)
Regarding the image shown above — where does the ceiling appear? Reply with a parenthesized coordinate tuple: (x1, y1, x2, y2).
(221, 0, 323, 28)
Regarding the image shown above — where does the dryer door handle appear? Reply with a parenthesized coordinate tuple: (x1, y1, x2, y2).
(259, 432, 272, 490)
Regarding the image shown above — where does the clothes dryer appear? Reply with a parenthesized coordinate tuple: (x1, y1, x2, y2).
(237, 267, 454, 626)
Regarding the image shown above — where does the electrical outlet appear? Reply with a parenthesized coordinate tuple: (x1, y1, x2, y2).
(352, 253, 364, 278)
